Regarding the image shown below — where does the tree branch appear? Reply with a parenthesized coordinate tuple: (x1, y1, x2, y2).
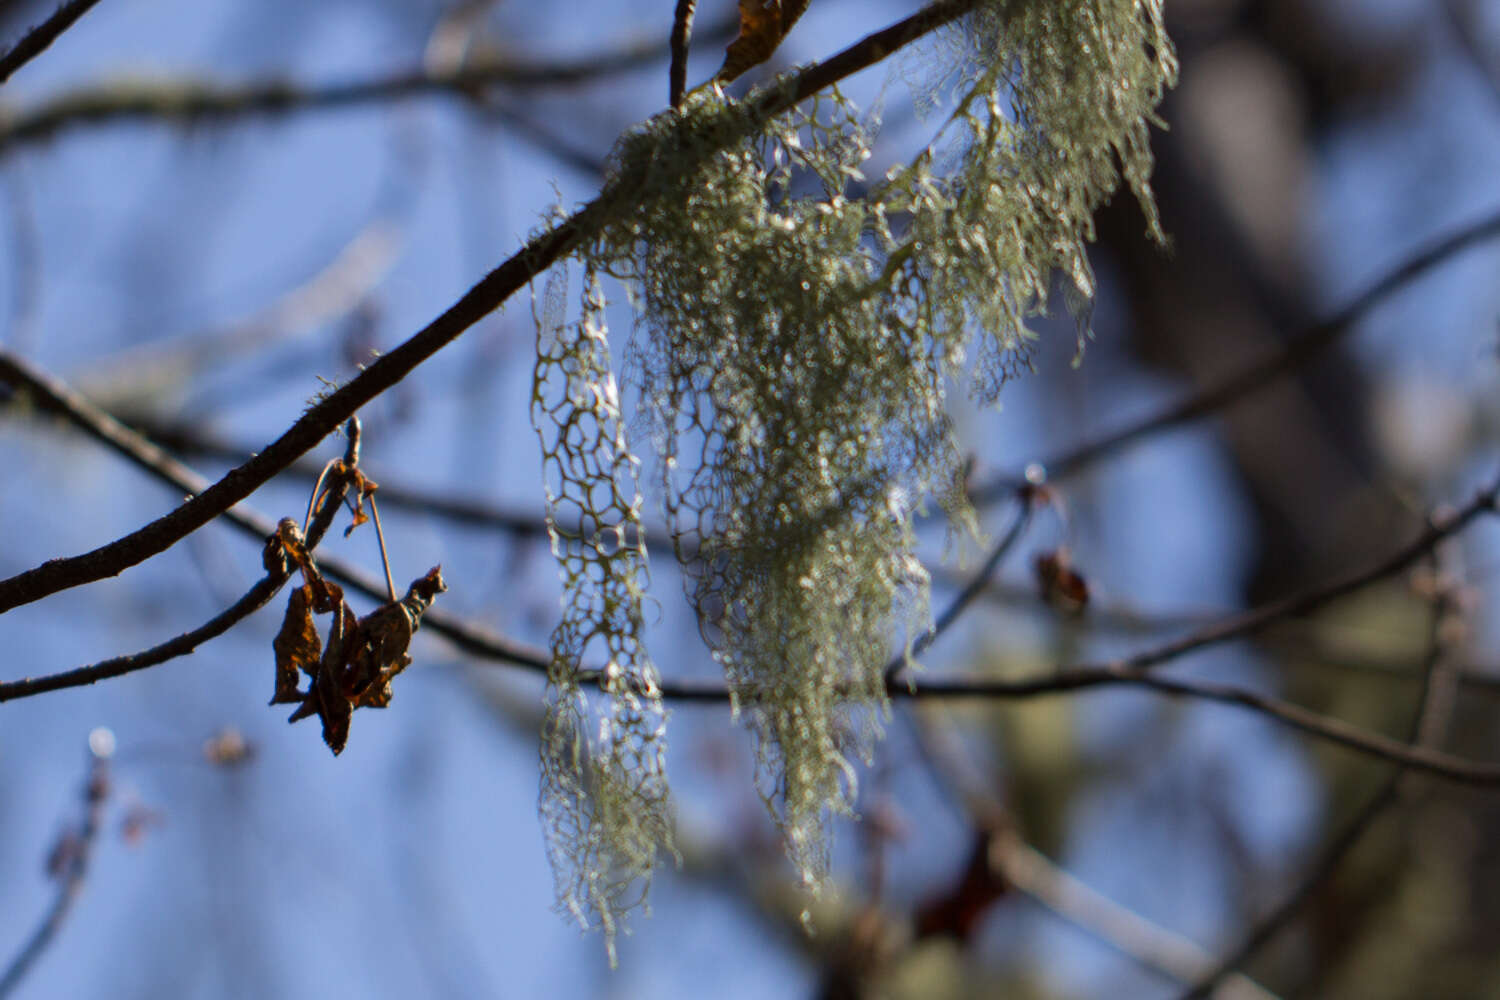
(973, 209, 1500, 501)
(670, 0, 697, 108)
(0, 0, 984, 618)
(644, 475, 1500, 785)
(886, 489, 1034, 682)
(1082, 481, 1499, 675)
(0, 394, 360, 702)
(0, 12, 741, 149)
(0, 0, 103, 87)
(648, 663, 1500, 787)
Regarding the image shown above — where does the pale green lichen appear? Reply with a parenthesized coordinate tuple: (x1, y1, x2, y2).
(531, 265, 672, 964)
(531, 0, 1176, 936)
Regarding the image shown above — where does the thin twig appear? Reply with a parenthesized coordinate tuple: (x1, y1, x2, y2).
(122, 417, 1500, 697)
(650, 663, 1500, 787)
(114, 416, 552, 540)
(654, 656, 1500, 791)
(1180, 548, 1466, 998)
(0, 0, 104, 87)
(973, 210, 1500, 501)
(0, 573, 284, 702)
(0, 13, 742, 149)
(885, 492, 1034, 682)
(0, 0, 985, 617)
(1092, 483, 1499, 675)
(998, 834, 1279, 1000)
(648, 471, 1500, 701)
(670, 0, 698, 108)
(367, 495, 397, 602)
(0, 737, 110, 997)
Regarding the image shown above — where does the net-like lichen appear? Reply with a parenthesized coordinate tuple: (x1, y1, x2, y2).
(532, 265, 672, 963)
(530, 0, 1176, 936)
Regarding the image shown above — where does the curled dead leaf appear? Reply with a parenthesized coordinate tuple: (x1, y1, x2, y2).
(278, 565, 446, 756)
(270, 584, 321, 705)
(1034, 548, 1090, 614)
(717, 0, 812, 83)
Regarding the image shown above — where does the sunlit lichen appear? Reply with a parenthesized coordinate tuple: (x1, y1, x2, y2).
(530, 0, 1176, 931)
(532, 265, 672, 963)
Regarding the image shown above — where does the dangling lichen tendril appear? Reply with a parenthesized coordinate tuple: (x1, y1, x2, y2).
(531, 264, 672, 964)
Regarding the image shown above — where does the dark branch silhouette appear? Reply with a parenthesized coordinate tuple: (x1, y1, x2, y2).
(886, 490, 1035, 682)
(0, 0, 103, 86)
(973, 209, 1500, 502)
(0, 11, 739, 149)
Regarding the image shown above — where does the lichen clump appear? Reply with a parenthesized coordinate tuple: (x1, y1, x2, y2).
(531, 0, 1176, 948)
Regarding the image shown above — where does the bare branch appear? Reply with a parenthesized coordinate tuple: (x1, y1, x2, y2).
(0, 0, 103, 87)
(0, 572, 285, 702)
(0, 12, 741, 149)
(0, 396, 360, 703)
(1084, 483, 1499, 675)
(974, 210, 1500, 501)
(113, 416, 551, 541)
(886, 490, 1035, 682)
(646, 663, 1500, 786)
(670, 0, 697, 108)
(653, 471, 1500, 696)
(17, 344, 1498, 787)
(998, 833, 1279, 1000)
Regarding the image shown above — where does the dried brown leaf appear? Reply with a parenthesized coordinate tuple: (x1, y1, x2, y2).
(308, 576, 344, 615)
(343, 566, 446, 708)
(1034, 548, 1090, 614)
(270, 584, 321, 705)
(280, 560, 445, 755)
(288, 603, 358, 755)
(717, 0, 811, 83)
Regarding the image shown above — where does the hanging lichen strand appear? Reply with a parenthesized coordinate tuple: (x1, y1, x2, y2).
(533, 0, 1176, 930)
(614, 94, 955, 892)
(531, 266, 671, 964)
